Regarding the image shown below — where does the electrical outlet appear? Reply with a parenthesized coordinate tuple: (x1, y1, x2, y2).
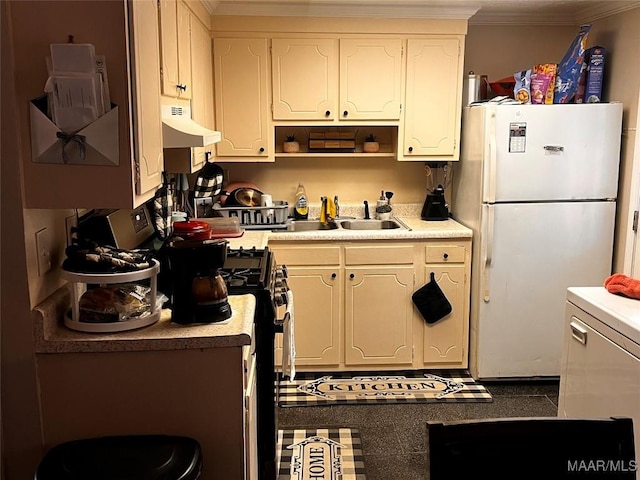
(35, 228, 52, 276)
(65, 214, 78, 246)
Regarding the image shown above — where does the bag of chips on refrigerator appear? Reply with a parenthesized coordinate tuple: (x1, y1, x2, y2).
(533, 63, 557, 104)
(553, 24, 591, 104)
(514, 69, 531, 104)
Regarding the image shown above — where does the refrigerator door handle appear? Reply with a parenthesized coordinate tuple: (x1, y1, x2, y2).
(543, 145, 565, 153)
(485, 133, 497, 204)
(481, 204, 495, 302)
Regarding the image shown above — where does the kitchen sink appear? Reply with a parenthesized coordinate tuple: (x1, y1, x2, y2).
(339, 219, 404, 230)
(283, 220, 340, 232)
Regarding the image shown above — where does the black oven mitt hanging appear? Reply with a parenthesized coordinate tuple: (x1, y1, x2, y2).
(412, 272, 452, 324)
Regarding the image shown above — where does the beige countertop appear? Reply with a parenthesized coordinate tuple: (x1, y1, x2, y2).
(33, 289, 256, 354)
(224, 205, 471, 249)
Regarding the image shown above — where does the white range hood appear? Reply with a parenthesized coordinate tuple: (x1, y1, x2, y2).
(162, 104, 221, 148)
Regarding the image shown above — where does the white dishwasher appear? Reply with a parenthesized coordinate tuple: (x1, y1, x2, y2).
(559, 286, 640, 461)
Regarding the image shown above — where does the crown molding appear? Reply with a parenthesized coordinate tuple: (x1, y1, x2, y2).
(575, 1, 640, 24)
(205, 0, 640, 25)
(208, 1, 480, 19)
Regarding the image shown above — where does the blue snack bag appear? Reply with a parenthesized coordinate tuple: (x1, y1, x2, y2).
(553, 24, 591, 104)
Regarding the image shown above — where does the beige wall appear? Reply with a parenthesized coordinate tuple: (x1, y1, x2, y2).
(464, 24, 576, 82)
(588, 8, 640, 272)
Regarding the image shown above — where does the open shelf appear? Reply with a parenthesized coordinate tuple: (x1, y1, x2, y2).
(274, 125, 398, 159)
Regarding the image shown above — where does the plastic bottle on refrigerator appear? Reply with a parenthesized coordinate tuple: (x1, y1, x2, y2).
(294, 183, 308, 220)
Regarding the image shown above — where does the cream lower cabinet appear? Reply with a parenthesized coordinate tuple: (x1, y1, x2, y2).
(420, 242, 471, 368)
(270, 242, 416, 370)
(344, 245, 415, 366)
(213, 37, 272, 161)
(37, 345, 253, 480)
(272, 245, 342, 368)
(401, 37, 464, 161)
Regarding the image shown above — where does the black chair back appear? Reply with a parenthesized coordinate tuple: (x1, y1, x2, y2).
(428, 417, 636, 479)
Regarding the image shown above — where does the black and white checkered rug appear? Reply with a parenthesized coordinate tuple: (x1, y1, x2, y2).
(278, 370, 493, 407)
(277, 428, 366, 479)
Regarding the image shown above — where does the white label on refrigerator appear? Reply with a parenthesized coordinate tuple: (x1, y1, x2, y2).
(509, 122, 526, 153)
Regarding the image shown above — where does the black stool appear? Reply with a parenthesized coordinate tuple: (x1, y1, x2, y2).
(35, 435, 202, 479)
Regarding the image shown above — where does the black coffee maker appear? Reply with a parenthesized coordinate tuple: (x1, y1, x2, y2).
(421, 184, 449, 221)
(162, 238, 232, 324)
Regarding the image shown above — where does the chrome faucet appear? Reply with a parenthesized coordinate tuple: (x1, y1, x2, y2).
(363, 200, 370, 220)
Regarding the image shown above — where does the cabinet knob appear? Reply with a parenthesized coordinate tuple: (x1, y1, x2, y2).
(259, 147, 265, 153)
(343, 110, 349, 117)
(325, 110, 331, 117)
(177, 83, 187, 92)
(408, 146, 413, 153)
(443, 253, 449, 259)
(349, 273, 355, 279)
(331, 273, 337, 279)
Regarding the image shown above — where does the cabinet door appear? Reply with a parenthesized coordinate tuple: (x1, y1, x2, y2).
(272, 38, 337, 121)
(345, 266, 414, 366)
(214, 38, 270, 159)
(176, 2, 192, 100)
(159, 0, 191, 99)
(422, 265, 466, 364)
(287, 267, 341, 367)
(129, 0, 164, 197)
(403, 37, 463, 159)
(190, 16, 214, 171)
(340, 38, 402, 121)
(159, 0, 178, 97)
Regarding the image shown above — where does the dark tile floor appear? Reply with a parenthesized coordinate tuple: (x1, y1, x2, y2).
(277, 379, 560, 480)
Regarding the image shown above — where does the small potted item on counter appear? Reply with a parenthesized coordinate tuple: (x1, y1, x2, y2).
(363, 134, 380, 153)
(283, 134, 300, 153)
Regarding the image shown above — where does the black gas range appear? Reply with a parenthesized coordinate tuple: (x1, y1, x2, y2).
(221, 247, 288, 480)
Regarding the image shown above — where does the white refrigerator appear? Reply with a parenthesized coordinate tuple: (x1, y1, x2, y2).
(453, 102, 623, 379)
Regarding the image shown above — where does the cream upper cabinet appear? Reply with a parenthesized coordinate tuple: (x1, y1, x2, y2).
(401, 37, 464, 160)
(15, 0, 163, 208)
(188, 15, 214, 171)
(420, 243, 470, 368)
(339, 38, 403, 121)
(130, 0, 164, 198)
(163, 8, 215, 174)
(159, 0, 192, 99)
(213, 38, 271, 160)
(271, 38, 338, 121)
(271, 37, 402, 122)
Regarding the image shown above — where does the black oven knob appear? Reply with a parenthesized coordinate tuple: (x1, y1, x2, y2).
(275, 265, 288, 279)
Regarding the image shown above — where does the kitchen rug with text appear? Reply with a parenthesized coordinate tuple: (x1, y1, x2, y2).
(278, 370, 492, 407)
(277, 428, 366, 480)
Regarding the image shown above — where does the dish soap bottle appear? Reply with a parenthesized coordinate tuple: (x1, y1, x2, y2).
(294, 183, 308, 220)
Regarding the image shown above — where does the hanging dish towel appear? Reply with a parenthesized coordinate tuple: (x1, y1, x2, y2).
(194, 161, 224, 198)
(604, 274, 640, 300)
(412, 272, 452, 324)
(150, 173, 173, 240)
(282, 289, 296, 381)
